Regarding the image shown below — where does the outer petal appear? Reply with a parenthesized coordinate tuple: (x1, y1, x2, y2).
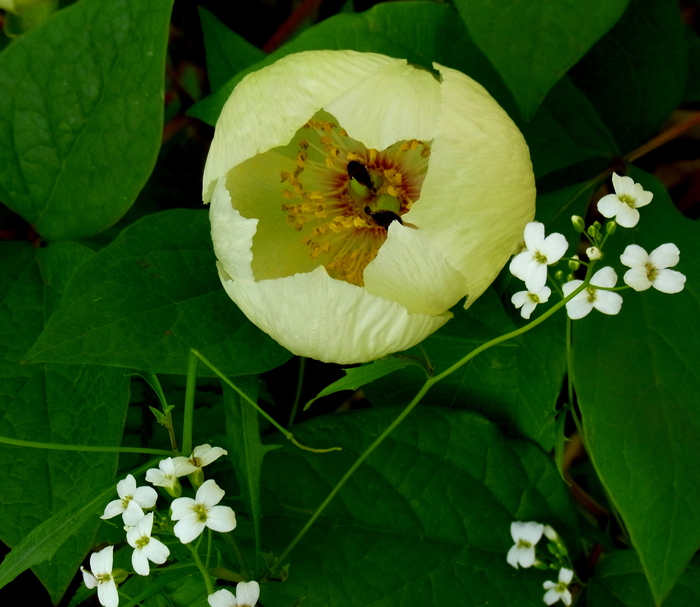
(203, 51, 398, 201)
(91, 545, 113, 575)
(197, 480, 225, 508)
(506, 544, 520, 568)
(101, 499, 125, 520)
(193, 445, 228, 467)
(171, 456, 199, 477)
(524, 263, 548, 293)
(174, 516, 205, 544)
(97, 580, 119, 607)
(523, 222, 545, 250)
(520, 299, 536, 319)
(596, 194, 622, 219)
(131, 547, 151, 576)
(593, 291, 623, 316)
(614, 204, 640, 228)
(620, 244, 649, 268)
(591, 267, 618, 289)
(511, 291, 530, 309)
(559, 568, 574, 584)
(235, 581, 260, 606)
(122, 500, 145, 527)
(205, 505, 237, 533)
(566, 295, 593, 320)
(117, 475, 136, 500)
(653, 269, 686, 294)
(170, 497, 196, 520)
(516, 546, 536, 568)
(649, 243, 680, 269)
(612, 172, 634, 196)
(404, 63, 536, 308)
(209, 589, 237, 607)
(133, 485, 158, 509)
(543, 587, 560, 606)
(143, 537, 170, 565)
(509, 251, 535, 282)
(541, 233, 568, 264)
(516, 521, 544, 545)
(623, 267, 652, 292)
(82, 568, 98, 589)
(363, 222, 468, 315)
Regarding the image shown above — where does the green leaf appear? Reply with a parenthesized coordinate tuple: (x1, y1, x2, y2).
(452, 0, 629, 120)
(223, 378, 281, 577)
(198, 7, 265, 92)
(24, 209, 292, 376)
(364, 289, 566, 450)
(0, 241, 130, 601)
(260, 406, 577, 606)
(683, 26, 700, 104)
(569, 0, 687, 153)
(305, 357, 427, 411)
(0, 0, 173, 240)
(572, 169, 700, 604)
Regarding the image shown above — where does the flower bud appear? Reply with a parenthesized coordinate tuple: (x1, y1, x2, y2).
(567, 255, 580, 271)
(586, 246, 602, 261)
(570, 215, 585, 233)
(554, 270, 565, 282)
(605, 220, 617, 235)
(587, 222, 600, 239)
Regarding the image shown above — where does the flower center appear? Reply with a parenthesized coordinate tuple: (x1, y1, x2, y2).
(96, 573, 113, 584)
(517, 539, 533, 549)
(618, 193, 636, 208)
(586, 287, 598, 303)
(527, 293, 541, 304)
(534, 251, 548, 264)
(135, 535, 150, 549)
(194, 503, 208, 522)
(226, 110, 431, 287)
(645, 262, 658, 281)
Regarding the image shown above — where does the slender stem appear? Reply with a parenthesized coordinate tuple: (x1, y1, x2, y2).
(0, 435, 173, 455)
(223, 532, 250, 580)
(182, 350, 198, 456)
(205, 528, 213, 570)
(625, 110, 700, 163)
(287, 357, 306, 427)
(272, 280, 592, 571)
(186, 542, 214, 595)
(192, 350, 340, 453)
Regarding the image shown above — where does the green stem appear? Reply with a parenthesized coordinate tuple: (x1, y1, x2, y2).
(287, 356, 306, 427)
(182, 350, 198, 456)
(272, 279, 592, 571)
(0, 436, 173, 455)
(192, 350, 340, 454)
(186, 542, 214, 595)
(206, 528, 213, 570)
(223, 532, 250, 580)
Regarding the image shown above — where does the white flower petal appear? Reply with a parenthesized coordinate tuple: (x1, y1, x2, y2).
(592, 290, 623, 316)
(523, 222, 545, 250)
(97, 580, 119, 607)
(513, 521, 544, 545)
(524, 262, 548, 293)
(620, 244, 649, 268)
(324, 61, 440, 151)
(143, 537, 170, 565)
(590, 267, 617, 289)
(133, 486, 158, 509)
(174, 517, 205, 544)
(171, 456, 199, 477)
(559, 568, 574, 584)
(209, 589, 237, 607)
(611, 172, 633, 195)
(203, 51, 398, 201)
(82, 568, 98, 589)
(653, 269, 686, 294)
(101, 499, 125, 520)
(193, 445, 228, 467)
(205, 505, 237, 533)
(649, 243, 680, 269)
(91, 545, 113, 575)
(596, 194, 622, 219)
(145, 468, 165, 486)
(561, 589, 573, 606)
(235, 581, 260, 606)
(509, 251, 534, 282)
(132, 547, 151, 576)
(623, 267, 652, 292)
(543, 587, 560, 605)
(170, 497, 196, 520)
(614, 204, 640, 228)
(117, 475, 136, 500)
(197, 480, 225, 508)
(363, 222, 467, 315)
(516, 546, 536, 568)
(506, 544, 520, 568)
(541, 233, 568, 263)
(122, 500, 145, 527)
(511, 291, 530, 308)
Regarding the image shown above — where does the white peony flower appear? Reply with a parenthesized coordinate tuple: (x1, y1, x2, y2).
(543, 567, 574, 605)
(511, 286, 551, 320)
(126, 512, 170, 576)
(506, 521, 544, 569)
(597, 173, 653, 228)
(81, 546, 119, 607)
(620, 243, 686, 294)
(204, 50, 535, 364)
(101, 474, 158, 527)
(509, 222, 568, 292)
(208, 581, 260, 607)
(171, 479, 237, 544)
(563, 267, 623, 320)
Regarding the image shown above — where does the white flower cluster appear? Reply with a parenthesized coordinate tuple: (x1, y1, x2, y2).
(81, 445, 257, 607)
(509, 173, 685, 321)
(507, 521, 574, 606)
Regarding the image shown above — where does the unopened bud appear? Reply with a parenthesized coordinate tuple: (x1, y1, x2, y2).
(605, 220, 617, 235)
(586, 246, 602, 261)
(189, 468, 204, 489)
(568, 255, 580, 271)
(571, 215, 585, 233)
(543, 525, 559, 541)
(554, 270, 565, 282)
(587, 223, 600, 239)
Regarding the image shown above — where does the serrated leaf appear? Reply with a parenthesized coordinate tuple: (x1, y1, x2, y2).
(0, 241, 129, 601)
(453, 0, 630, 120)
(198, 7, 265, 92)
(260, 406, 577, 606)
(24, 209, 292, 376)
(569, 0, 687, 153)
(305, 357, 427, 411)
(572, 169, 700, 603)
(0, 0, 173, 241)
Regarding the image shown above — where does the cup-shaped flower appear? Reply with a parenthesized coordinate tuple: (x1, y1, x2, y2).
(126, 512, 170, 576)
(620, 243, 686, 294)
(204, 50, 535, 364)
(511, 286, 551, 320)
(597, 173, 653, 228)
(543, 567, 574, 606)
(509, 222, 568, 292)
(172, 444, 227, 476)
(145, 457, 187, 497)
(171, 479, 237, 544)
(81, 546, 119, 607)
(507, 521, 544, 569)
(563, 267, 623, 320)
(208, 581, 260, 607)
(101, 474, 158, 527)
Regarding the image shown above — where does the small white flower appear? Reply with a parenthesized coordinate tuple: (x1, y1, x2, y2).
(172, 444, 228, 477)
(563, 267, 623, 320)
(511, 286, 551, 320)
(208, 581, 260, 607)
(506, 521, 544, 569)
(586, 246, 602, 261)
(620, 243, 686, 294)
(126, 512, 170, 576)
(146, 457, 189, 497)
(81, 546, 119, 607)
(543, 567, 574, 606)
(510, 222, 568, 292)
(171, 479, 237, 544)
(101, 474, 158, 526)
(597, 173, 653, 228)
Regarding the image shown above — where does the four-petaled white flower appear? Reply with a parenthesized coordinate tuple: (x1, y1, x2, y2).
(208, 581, 260, 607)
(509, 222, 568, 292)
(620, 243, 686, 294)
(126, 512, 170, 576)
(506, 521, 544, 569)
(172, 444, 228, 477)
(563, 267, 623, 320)
(597, 173, 652, 228)
(511, 286, 551, 320)
(171, 479, 237, 544)
(146, 457, 188, 495)
(205, 50, 536, 364)
(101, 474, 158, 526)
(543, 567, 574, 606)
(81, 546, 119, 607)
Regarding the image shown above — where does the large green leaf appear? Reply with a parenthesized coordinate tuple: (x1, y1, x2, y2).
(453, 0, 629, 120)
(260, 406, 577, 606)
(0, 241, 129, 601)
(569, 0, 687, 153)
(24, 209, 292, 376)
(0, 0, 173, 240)
(572, 170, 700, 604)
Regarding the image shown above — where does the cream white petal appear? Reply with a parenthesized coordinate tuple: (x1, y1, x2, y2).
(523, 222, 545, 249)
(117, 475, 136, 499)
(198, 480, 226, 508)
(132, 547, 151, 576)
(133, 485, 158, 509)
(614, 204, 640, 228)
(209, 589, 237, 607)
(235, 581, 260, 606)
(511, 291, 531, 308)
(206, 505, 237, 533)
(654, 269, 686, 294)
(144, 537, 170, 565)
(122, 500, 145, 527)
(193, 445, 228, 466)
(82, 568, 98, 589)
(543, 587, 560, 605)
(596, 194, 622, 219)
(404, 63, 536, 307)
(174, 516, 205, 544)
(220, 265, 450, 364)
(101, 499, 125, 520)
(324, 61, 440, 151)
(620, 244, 649, 268)
(541, 233, 568, 263)
(512, 521, 544, 544)
(506, 544, 520, 568)
(97, 581, 119, 607)
(559, 568, 574, 584)
(591, 267, 618, 289)
(202, 51, 398, 201)
(363, 222, 467, 315)
(623, 267, 652, 291)
(649, 243, 680, 269)
(593, 290, 623, 316)
(91, 546, 113, 575)
(170, 497, 196, 520)
(611, 172, 633, 195)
